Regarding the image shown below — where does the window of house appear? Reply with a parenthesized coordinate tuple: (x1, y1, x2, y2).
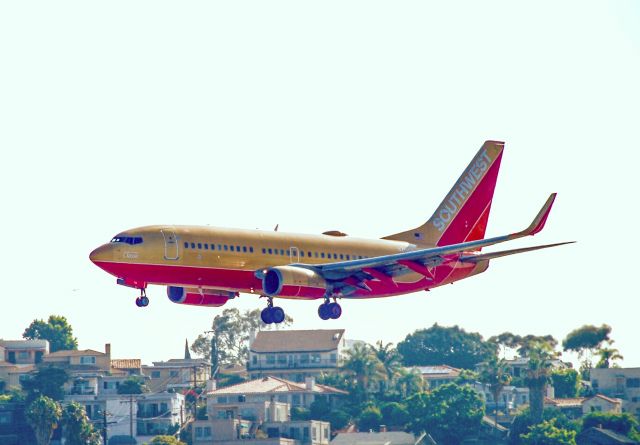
(330, 353, 337, 363)
(252, 356, 257, 365)
(204, 427, 212, 437)
(324, 427, 329, 440)
(312, 427, 317, 440)
(266, 354, 276, 364)
(278, 395, 288, 403)
(18, 351, 30, 360)
(300, 354, 309, 364)
(80, 356, 96, 365)
(217, 396, 228, 403)
(196, 427, 203, 438)
(311, 354, 321, 363)
(170, 371, 179, 377)
(292, 394, 301, 406)
(277, 355, 287, 365)
(303, 427, 309, 439)
(627, 378, 640, 388)
(151, 371, 161, 378)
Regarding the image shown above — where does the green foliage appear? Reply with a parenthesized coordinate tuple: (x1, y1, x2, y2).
(406, 383, 484, 445)
(148, 436, 187, 445)
(117, 375, 149, 394)
(327, 409, 351, 431)
(398, 324, 496, 369)
(0, 388, 26, 403)
(61, 401, 101, 445)
(455, 369, 480, 386)
(581, 412, 640, 439)
(521, 419, 576, 445)
(26, 395, 62, 445)
(562, 324, 612, 353)
(595, 347, 624, 368)
(291, 406, 311, 421)
(380, 402, 409, 429)
(191, 308, 293, 366)
(22, 315, 78, 353)
(525, 342, 558, 423)
(551, 369, 580, 398)
(216, 372, 246, 388)
(308, 397, 351, 430)
(357, 406, 382, 432)
(22, 366, 69, 402)
(509, 408, 579, 445)
(341, 343, 385, 399)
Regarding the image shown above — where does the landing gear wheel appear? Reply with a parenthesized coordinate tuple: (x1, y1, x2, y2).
(140, 296, 149, 307)
(135, 297, 142, 307)
(136, 289, 149, 308)
(271, 307, 285, 324)
(261, 307, 274, 324)
(328, 302, 342, 319)
(318, 303, 331, 320)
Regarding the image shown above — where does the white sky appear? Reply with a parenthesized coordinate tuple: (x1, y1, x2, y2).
(1, 1, 638, 367)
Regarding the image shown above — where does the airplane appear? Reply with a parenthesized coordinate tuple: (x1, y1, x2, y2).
(89, 140, 572, 324)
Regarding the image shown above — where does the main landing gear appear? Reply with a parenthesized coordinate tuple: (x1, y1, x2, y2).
(135, 289, 149, 308)
(260, 297, 286, 324)
(318, 297, 342, 320)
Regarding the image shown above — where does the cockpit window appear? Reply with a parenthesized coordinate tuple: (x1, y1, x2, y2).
(110, 236, 143, 245)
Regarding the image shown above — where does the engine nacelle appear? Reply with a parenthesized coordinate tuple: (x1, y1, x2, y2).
(262, 266, 327, 297)
(167, 286, 237, 307)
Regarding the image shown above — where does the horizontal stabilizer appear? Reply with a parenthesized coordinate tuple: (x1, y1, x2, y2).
(460, 241, 574, 263)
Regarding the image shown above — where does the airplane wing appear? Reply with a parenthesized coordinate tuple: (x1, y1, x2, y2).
(274, 194, 571, 294)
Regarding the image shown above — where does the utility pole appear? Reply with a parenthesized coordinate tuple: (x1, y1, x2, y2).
(102, 409, 107, 445)
(120, 395, 137, 439)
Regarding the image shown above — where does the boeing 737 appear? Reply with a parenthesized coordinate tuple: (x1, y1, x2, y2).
(89, 141, 571, 323)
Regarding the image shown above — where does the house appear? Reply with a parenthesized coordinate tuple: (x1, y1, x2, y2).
(192, 375, 344, 445)
(248, 329, 346, 382)
(590, 368, 640, 418)
(577, 427, 640, 445)
(583, 394, 622, 415)
(0, 339, 49, 365)
(142, 357, 211, 392)
(502, 357, 568, 380)
(42, 343, 112, 373)
(136, 392, 186, 439)
(413, 365, 460, 389)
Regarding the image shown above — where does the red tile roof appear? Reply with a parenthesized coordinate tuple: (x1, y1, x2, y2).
(111, 359, 141, 370)
(587, 394, 622, 405)
(250, 329, 345, 353)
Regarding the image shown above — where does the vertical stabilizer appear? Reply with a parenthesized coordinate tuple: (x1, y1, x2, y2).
(383, 140, 504, 247)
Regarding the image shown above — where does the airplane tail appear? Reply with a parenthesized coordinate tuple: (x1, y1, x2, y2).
(383, 140, 504, 247)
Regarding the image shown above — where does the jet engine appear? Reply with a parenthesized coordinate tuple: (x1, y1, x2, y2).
(262, 266, 327, 297)
(167, 286, 237, 307)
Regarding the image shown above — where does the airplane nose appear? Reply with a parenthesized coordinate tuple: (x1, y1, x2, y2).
(90, 245, 108, 264)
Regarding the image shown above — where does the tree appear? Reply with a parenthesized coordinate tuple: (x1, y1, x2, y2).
(398, 324, 496, 369)
(22, 366, 69, 403)
(489, 332, 523, 358)
(61, 402, 101, 445)
(380, 402, 409, 429)
(551, 369, 580, 398)
(148, 436, 187, 445)
(525, 341, 557, 423)
(478, 356, 512, 430)
(516, 335, 558, 358)
(340, 343, 385, 399)
(562, 324, 612, 376)
(191, 308, 293, 366)
(26, 395, 62, 445)
(508, 408, 577, 445)
(521, 419, 576, 445)
(117, 376, 148, 394)
(371, 341, 402, 387)
(23, 315, 78, 353)
(406, 383, 484, 445)
(394, 367, 424, 398)
(595, 347, 624, 368)
(357, 406, 383, 432)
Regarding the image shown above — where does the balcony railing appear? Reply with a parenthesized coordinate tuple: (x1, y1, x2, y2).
(248, 359, 338, 371)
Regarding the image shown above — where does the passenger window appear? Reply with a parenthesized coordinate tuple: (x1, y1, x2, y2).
(262, 248, 266, 254)
(268, 248, 273, 254)
(218, 244, 222, 250)
(224, 245, 228, 251)
(237, 246, 241, 252)
(321, 253, 325, 258)
(250, 247, 254, 253)
(346, 255, 350, 260)
(204, 244, 209, 250)
(191, 243, 195, 249)
(280, 249, 284, 255)
(230, 246, 235, 252)
(211, 244, 216, 250)
(198, 243, 202, 249)
(340, 254, 344, 259)
(184, 242, 189, 248)
(243, 246, 247, 253)
(333, 253, 337, 259)
(314, 252, 318, 258)
(300, 251, 304, 257)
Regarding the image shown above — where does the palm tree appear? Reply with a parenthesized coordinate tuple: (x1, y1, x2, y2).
(371, 341, 402, 392)
(525, 341, 556, 423)
(340, 343, 385, 400)
(394, 367, 424, 398)
(26, 396, 62, 445)
(596, 347, 624, 368)
(478, 356, 512, 430)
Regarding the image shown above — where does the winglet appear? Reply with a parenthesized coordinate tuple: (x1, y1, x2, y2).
(516, 193, 557, 237)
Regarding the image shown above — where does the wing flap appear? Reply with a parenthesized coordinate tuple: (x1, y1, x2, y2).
(459, 241, 574, 263)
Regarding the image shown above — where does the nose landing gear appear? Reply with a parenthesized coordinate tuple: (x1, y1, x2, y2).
(260, 297, 286, 324)
(135, 289, 149, 307)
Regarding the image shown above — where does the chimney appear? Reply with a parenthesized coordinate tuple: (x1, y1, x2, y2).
(305, 376, 315, 391)
(105, 343, 111, 358)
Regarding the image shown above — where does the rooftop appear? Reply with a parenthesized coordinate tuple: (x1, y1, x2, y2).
(208, 376, 348, 396)
(111, 359, 141, 370)
(413, 365, 461, 377)
(331, 432, 418, 445)
(544, 397, 585, 407)
(45, 349, 105, 358)
(250, 329, 345, 353)
(0, 339, 49, 350)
